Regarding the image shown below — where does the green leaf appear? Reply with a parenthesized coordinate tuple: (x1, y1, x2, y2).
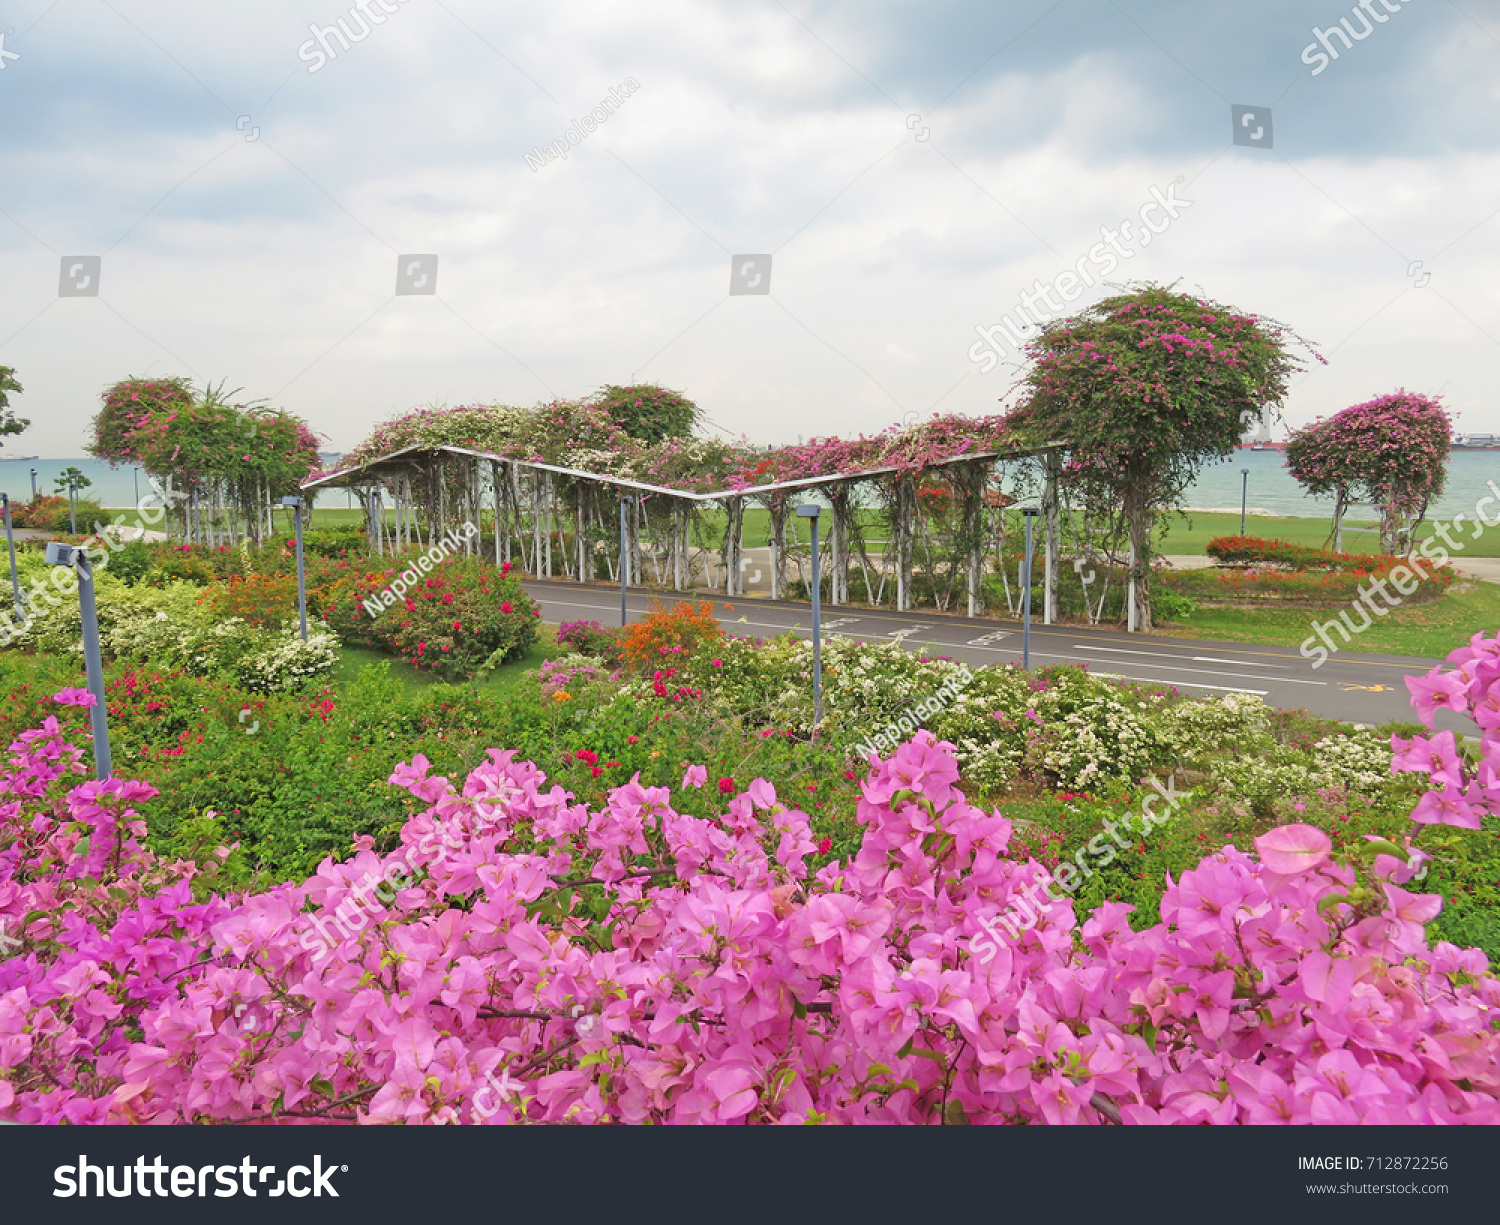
(943, 1100, 970, 1125)
(909, 1047, 947, 1064)
(1316, 892, 1351, 915)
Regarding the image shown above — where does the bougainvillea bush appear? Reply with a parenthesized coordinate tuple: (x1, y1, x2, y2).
(2, 630, 1498, 1125)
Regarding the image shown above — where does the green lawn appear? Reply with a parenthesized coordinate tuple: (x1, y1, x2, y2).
(1157, 576, 1500, 657)
(330, 627, 558, 700)
(1154, 509, 1500, 559)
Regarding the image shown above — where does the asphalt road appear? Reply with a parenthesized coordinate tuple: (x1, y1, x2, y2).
(521, 577, 1476, 734)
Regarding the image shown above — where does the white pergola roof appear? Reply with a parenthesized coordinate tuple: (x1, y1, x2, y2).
(301, 440, 1068, 501)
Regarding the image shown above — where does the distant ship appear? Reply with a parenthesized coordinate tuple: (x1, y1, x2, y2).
(4, 455, 39, 461)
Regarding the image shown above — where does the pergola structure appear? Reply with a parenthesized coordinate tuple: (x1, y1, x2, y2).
(301, 439, 1068, 622)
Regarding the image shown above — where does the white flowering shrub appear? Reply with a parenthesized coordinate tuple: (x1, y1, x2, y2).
(234, 630, 341, 694)
(1158, 690, 1274, 761)
(1213, 729, 1397, 808)
(3, 568, 338, 693)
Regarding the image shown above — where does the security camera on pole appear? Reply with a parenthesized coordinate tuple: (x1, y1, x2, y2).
(43, 541, 111, 779)
(281, 496, 309, 641)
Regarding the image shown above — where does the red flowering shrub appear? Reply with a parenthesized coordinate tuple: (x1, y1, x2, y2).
(9, 494, 105, 533)
(327, 555, 539, 680)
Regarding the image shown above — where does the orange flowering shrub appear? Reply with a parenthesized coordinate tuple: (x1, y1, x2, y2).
(202, 573, 300, 630)
(619, 599, 723, 673)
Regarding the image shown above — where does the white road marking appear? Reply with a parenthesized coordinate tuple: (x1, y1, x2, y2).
(1093, 672, 1267, 695)
(1074, 644, 1286, 669)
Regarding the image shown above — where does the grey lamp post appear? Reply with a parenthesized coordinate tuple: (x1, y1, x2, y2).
(619, 496, 633, 627)
(44, 542, 111, 779)
(281, 496, 308, 641)
(797, 504, 823, 726)
(1021, 507, 1040, 670)
(3, 493, 24, 621)
(1240, 469, 1250, 536)
(67, 476, 77, 535)
(29, 468, 37, 500)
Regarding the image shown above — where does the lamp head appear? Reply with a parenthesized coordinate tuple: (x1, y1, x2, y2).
(280, 496, 302, 508)
(1021, 507, 1041, 517)
(795, 504, 821, 519)
(44, 542, 81, 567)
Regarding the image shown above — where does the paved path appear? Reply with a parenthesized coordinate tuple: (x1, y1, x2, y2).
(522, 578, 1474, 735)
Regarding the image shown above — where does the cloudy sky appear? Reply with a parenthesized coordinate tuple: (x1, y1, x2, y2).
(1, 0, 1497, 458)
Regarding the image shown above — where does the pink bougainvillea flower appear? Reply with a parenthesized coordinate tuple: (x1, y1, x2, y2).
(1403, 670, 1471, 728)
(1391, 729, 1463, 789)
(1254, 824, 1331, 875)
(682, 765, 707, 790)
(52, 688, 97, 708)
(1409, 784, 1483, 829)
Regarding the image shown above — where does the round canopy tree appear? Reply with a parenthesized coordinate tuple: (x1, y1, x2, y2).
(1003, 284, 1318, 630)
(88, 376, 320, 542)
(0, 364, 29, 447)
(1284, 390, 1451, 556)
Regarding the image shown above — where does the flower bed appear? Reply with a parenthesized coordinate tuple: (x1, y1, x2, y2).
(1204, 535, 1388, 571)
(0, 666, 1496, 1122)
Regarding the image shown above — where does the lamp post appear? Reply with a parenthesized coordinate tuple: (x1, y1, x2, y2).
(67, 476, 77, 535)
(797, 504, 823, 726)
(281, 496, 308, 641)
(44, 542, 111, 779)
(1021, 507, 1039, 670)
(29, 468, 37, 500)
(1240, 468, 1250, 536)
(133, 467, 140, 506)
(619, 495, 632, 628)
(3, 493, 25, 622)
